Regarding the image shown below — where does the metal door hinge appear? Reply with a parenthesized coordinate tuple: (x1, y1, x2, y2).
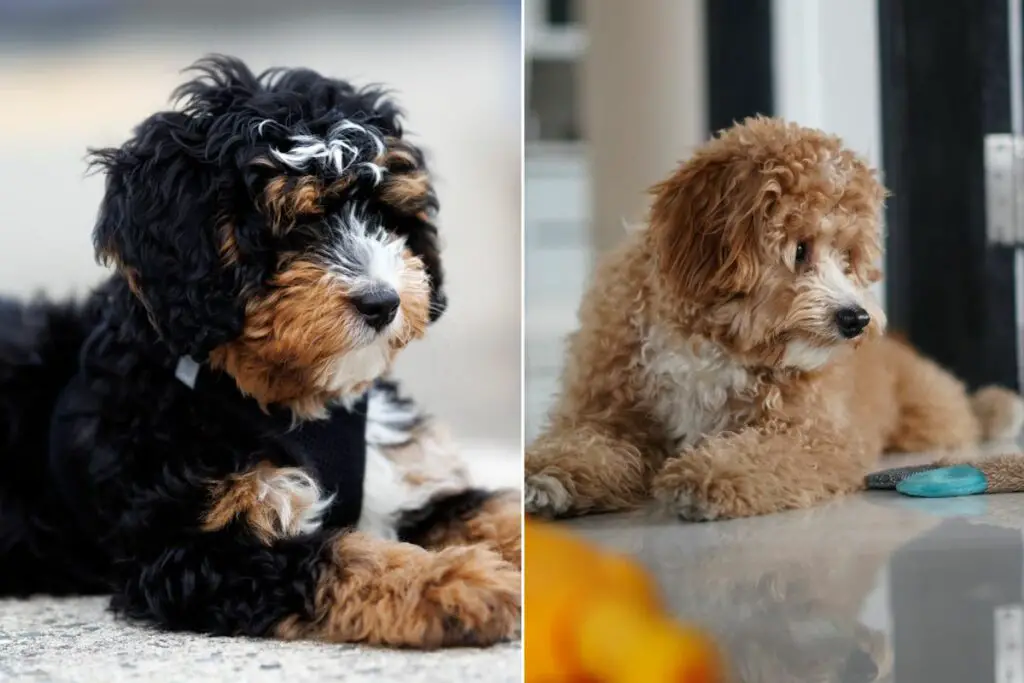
(985, 134, 1024, 245)
(996, 605, 1024, 683)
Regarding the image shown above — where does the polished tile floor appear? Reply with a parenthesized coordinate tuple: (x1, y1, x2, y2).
(560, 447, 1024, 683)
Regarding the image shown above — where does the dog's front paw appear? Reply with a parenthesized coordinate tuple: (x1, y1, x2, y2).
(652, 457, 760, 522)
(310, 536, 520, 648)
(524, 471, 573, 518)
(654, 483, 723, 522)
(426, 545, 522, 647)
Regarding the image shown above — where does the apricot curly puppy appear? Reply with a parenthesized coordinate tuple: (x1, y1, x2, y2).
(525, 116, 1024, 522)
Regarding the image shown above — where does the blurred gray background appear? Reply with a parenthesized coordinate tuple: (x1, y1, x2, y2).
(0, 0, 522, 452)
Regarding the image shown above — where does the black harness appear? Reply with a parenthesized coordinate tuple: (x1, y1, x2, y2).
(176, 357, 368, 529)
(48, 314, 368, 541)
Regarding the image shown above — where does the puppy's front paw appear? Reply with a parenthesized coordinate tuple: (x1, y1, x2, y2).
(524, 472, 573, 518)
(652, 457, 759, 522)
(653, 478, 731, 522)
(426, 545, 522, 647)
(307, 535, 520, 648)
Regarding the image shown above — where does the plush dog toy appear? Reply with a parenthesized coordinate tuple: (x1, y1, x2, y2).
(524, 520, 722, 683)
(867, 454, 1024, 497)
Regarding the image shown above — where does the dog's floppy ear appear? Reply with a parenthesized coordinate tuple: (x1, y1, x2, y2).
(375, 206, 446, 323)
(402, 212, 447, 323)
(648, 152, 773, 302)
(366, 138, 447, 323)
(89, 111, 244, 358)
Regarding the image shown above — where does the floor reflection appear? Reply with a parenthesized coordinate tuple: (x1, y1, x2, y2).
(565, 454, 1024, 682)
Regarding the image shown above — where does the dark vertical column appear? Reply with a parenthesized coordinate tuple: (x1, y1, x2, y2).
(890, 520, 1022, 681)
(878, 0, 1018, 390)
(704, 0, 774, 135)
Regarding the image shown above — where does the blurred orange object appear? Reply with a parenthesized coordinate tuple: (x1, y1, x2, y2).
(524, 520, 723, 683)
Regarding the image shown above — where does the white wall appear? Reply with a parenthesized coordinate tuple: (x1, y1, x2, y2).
(772, 0, 886, 303)
(772, 0, 882, 167)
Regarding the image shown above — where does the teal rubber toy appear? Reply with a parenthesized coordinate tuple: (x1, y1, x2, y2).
(896, 465, 988, 498)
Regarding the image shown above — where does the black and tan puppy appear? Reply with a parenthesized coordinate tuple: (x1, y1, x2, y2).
(0, 55, 520, 648)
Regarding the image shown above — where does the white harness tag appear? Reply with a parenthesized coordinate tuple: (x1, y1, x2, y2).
(174, 356, 200, 389)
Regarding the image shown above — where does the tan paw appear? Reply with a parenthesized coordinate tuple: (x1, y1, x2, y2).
(299, 539, 522, 649)
(425, 545, 522, 647)
(204, 465, 332, 544)
(524, 472, 572, 518)
(418, 491, 523, 569)
(652, 458, 761, 522)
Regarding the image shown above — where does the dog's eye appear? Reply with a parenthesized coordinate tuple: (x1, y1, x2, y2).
(794, 241, 810, 265)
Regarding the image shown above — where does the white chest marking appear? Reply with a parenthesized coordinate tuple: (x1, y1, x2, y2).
(328, 339, 391, 395)
(355, 384, 468, 540)
(638, 326, 755, 448)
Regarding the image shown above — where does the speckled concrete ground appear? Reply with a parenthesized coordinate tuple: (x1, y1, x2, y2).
(0, 597, 522, 683)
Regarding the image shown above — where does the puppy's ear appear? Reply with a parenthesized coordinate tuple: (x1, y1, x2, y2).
(402, 212, 446, 323)
(89, 112, 244, 358)
(371, 140, 447, 323)
(381, 208, 445, 323)
(648, 153, 773, 301)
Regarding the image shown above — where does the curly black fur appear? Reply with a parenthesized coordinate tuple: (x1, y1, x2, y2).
(397, 489, 497, 545)
(88, 55, 444, 358)
(0, 56, 492, 643)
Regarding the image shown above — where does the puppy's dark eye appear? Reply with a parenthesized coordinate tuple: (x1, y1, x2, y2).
(795, 241, 810, 265)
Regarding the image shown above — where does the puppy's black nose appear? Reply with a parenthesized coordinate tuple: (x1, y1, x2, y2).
(835, 305, 871, 339)
(353, 289, 400, 331)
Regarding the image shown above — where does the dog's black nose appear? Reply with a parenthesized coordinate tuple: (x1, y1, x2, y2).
(353, 289, 400, 330)
(835, 305, 871, 339)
